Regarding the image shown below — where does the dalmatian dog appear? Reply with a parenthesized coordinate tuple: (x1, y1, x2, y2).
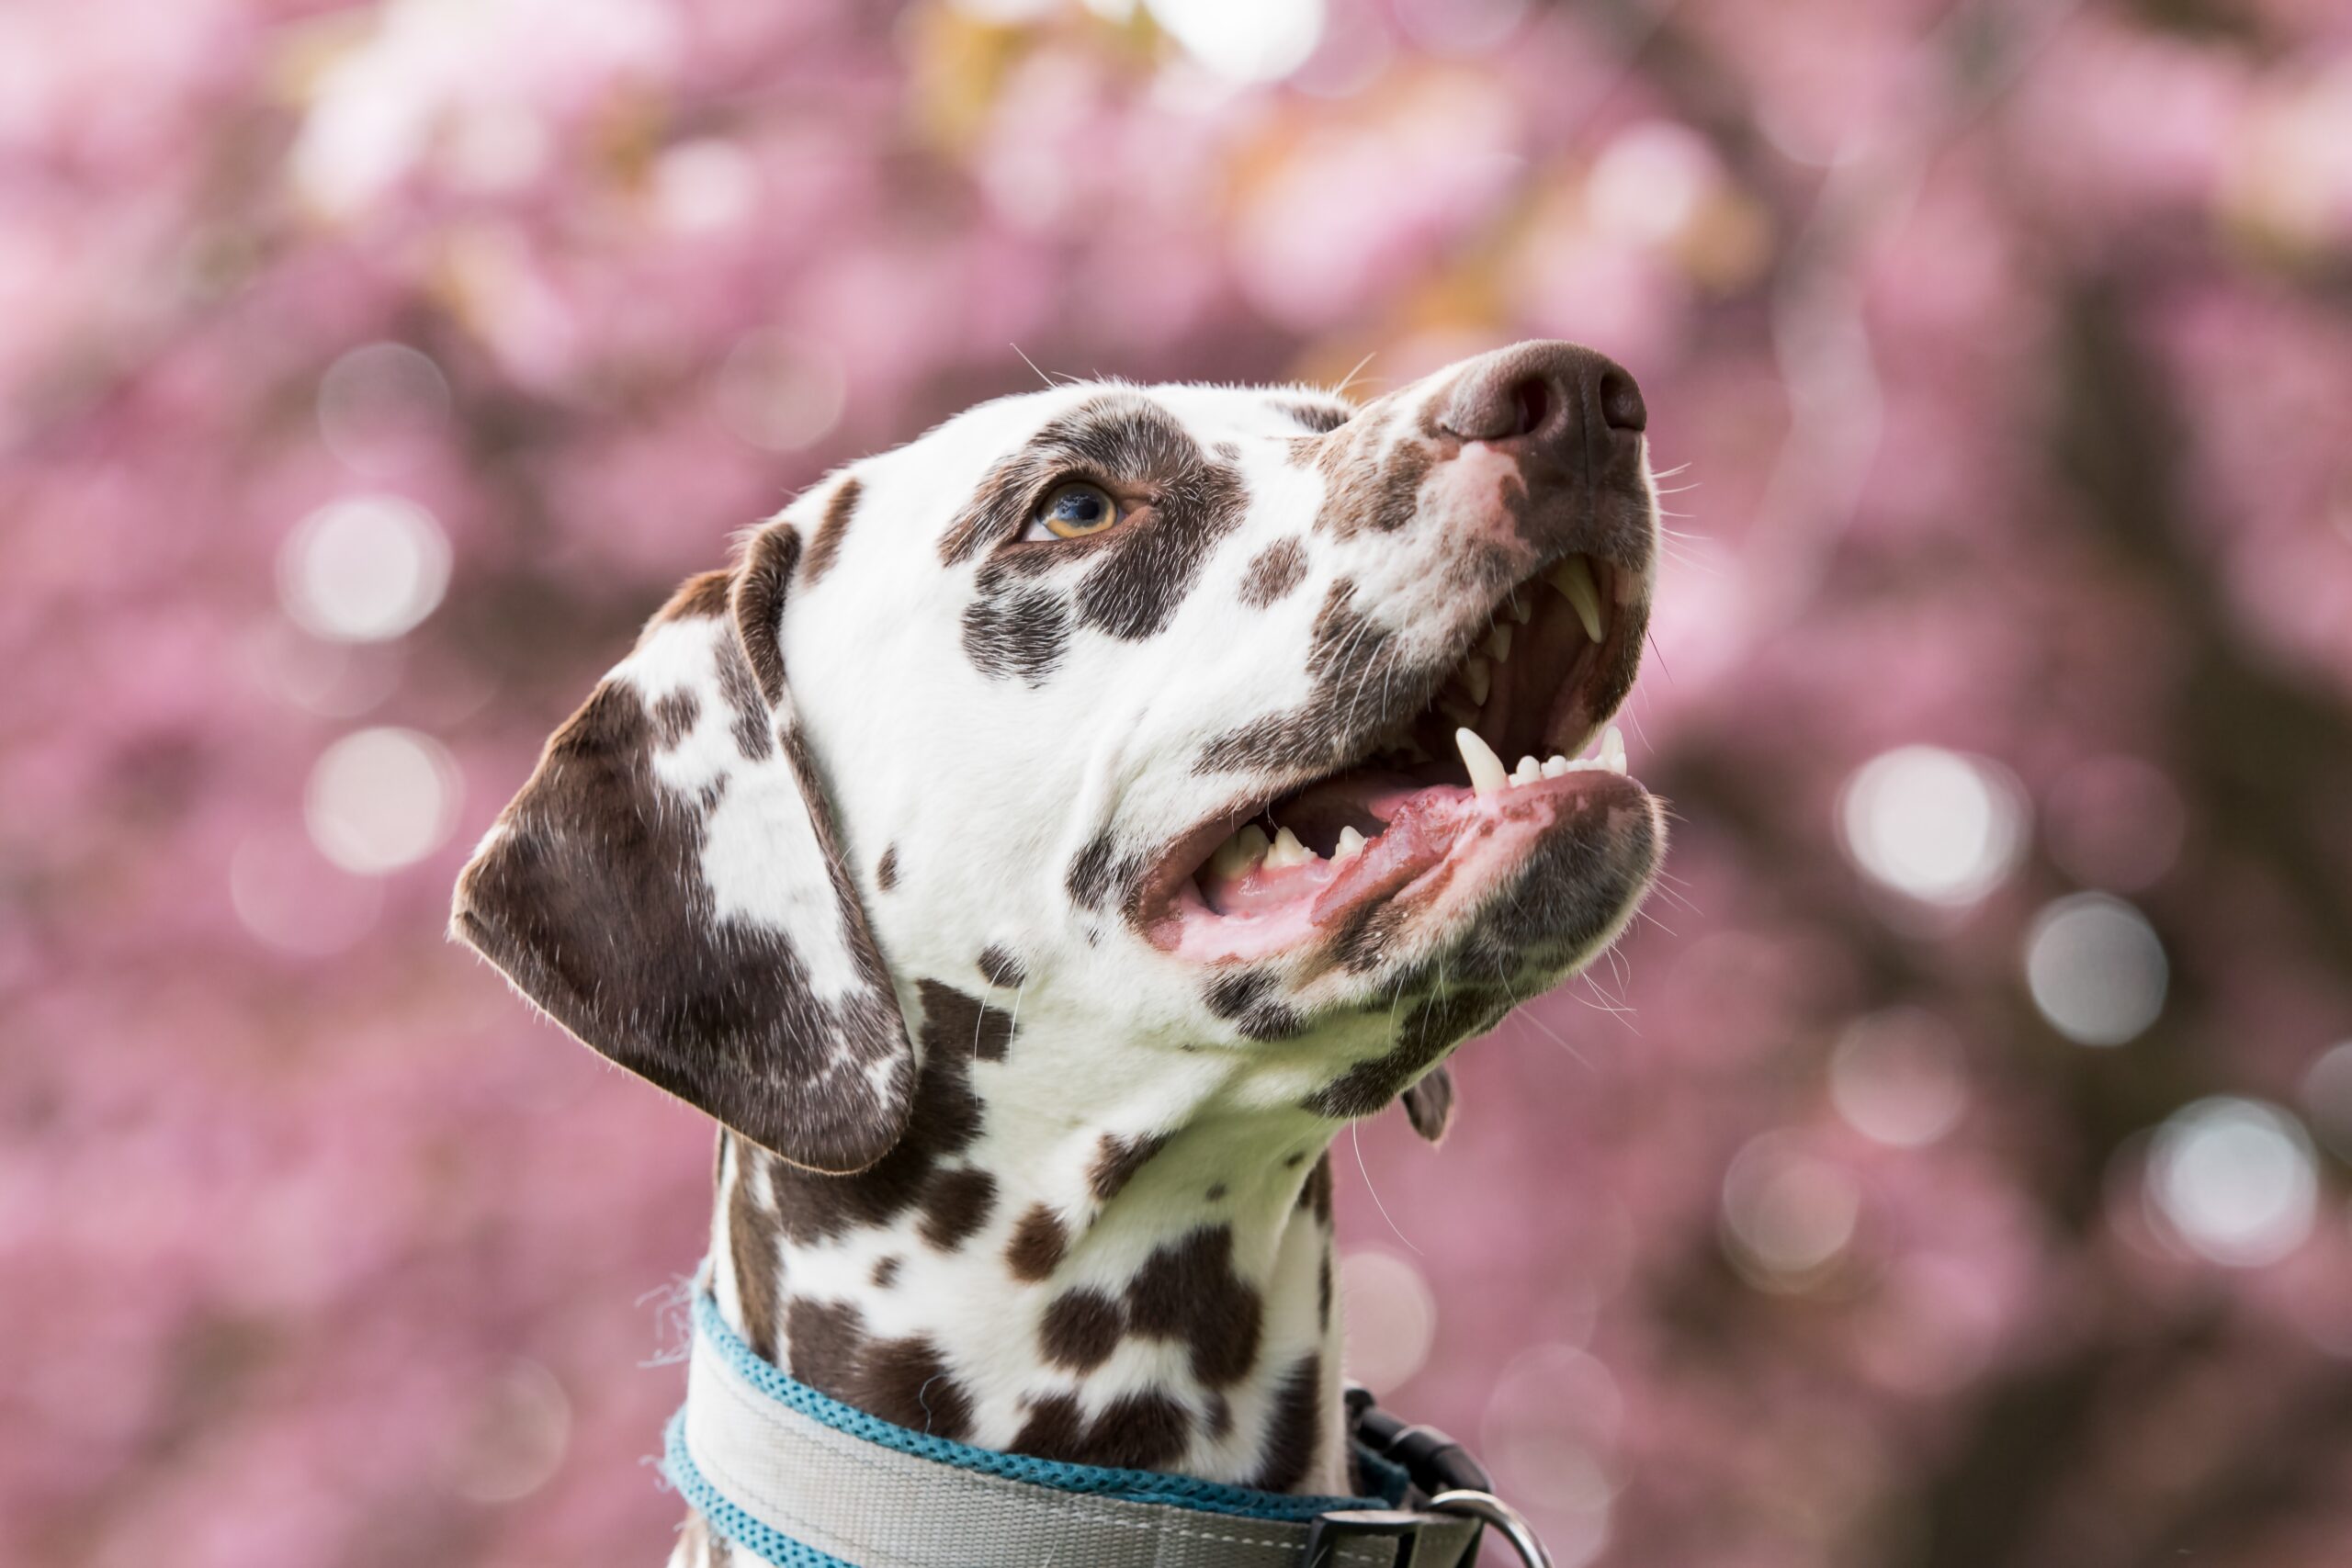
(450, 339, 1663, 1561)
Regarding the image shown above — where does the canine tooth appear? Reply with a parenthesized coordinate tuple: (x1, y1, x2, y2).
(1264, 826, 1314, 869)
(1333, 825, 1367, 863)
(1462, 656, 1490, 706)
(1542, 754, 1570, 778)
(1510, 593, 1533, 625)
(1484, 623, 1513, 663)
(1210, 824, 1270, 880)
(1512, 755, 1541, 785)
(1456, 727, 1508, 796)
(1600, 723, 1627, 774)
(1550, 555, 1605, 643)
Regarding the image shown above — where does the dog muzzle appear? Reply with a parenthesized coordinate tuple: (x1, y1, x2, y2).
(668, 1285, 1555, 1568)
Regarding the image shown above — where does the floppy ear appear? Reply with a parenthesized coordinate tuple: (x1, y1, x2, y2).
(451, 525, 914, 1174)
(1400, 1066, 1455, 1145)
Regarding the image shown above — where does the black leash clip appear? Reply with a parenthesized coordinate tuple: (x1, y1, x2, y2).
(1321, 1387, 1555, 1567)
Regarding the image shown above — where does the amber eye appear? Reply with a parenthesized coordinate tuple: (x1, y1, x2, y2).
(1025, 481, 1124, 540)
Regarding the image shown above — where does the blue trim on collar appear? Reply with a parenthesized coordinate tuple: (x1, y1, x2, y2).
(664, 1409, 854, 1568)
(678, 1289, 1394, 1525)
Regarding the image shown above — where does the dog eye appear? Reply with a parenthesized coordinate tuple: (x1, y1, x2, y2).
(1025, 481, 1124, 541)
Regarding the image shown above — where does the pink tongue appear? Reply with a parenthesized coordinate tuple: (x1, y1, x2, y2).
(1197, 783, 1475, 918)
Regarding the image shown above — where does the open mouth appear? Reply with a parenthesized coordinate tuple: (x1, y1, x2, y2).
(1145, 552, 1646, 964)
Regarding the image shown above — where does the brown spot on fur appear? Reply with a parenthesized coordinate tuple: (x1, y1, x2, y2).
(714, 630, 775, 761)
(1010, 1393, 1087, 1459)
(1008, 1390, 1189, 1469)
(1126, 1224, 1262, 1388)
(1039, 1288, 1124, 1371)
(785, 1299, 974, 1438)
(1250, 1353, 1323, 1491)
(1238, 537, 1307, 607)
(1280, 399, 1354, 434)
(876, 845, 898, 891)
(1086, 1392, 1190, 1469)
(763, 982, 999, 1244)
(802, 477, 860, 584)
(977, 945, 1026, 989)
(660, 570, 734, 623)
(1066, 831, 1115, 911)
(1087, 1132, 1168, 1202)
(1205, 1183, 1227, 1202)
(862, 1338, 974, 1438)
(1299, 1153, 1334, 1225)
(650, 689, 699, 749)
(1006, 1204, 1068, 1281)
(916, 1168, 998, 1250)
(962, 581, 1071, 684)
(871, 1256, 900, 1289)
(730, 527, 795, 706)
(728, 1141, 784, 1360)
(1204, 968, 1305, 1042)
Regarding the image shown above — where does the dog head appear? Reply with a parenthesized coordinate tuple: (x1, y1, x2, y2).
(454, 341, 1663, 1171)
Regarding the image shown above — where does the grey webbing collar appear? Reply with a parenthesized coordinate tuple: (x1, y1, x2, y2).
(665, 1290, 1488, 1568)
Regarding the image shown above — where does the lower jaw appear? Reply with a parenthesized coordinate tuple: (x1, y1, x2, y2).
(1145, 768, 1639, 966)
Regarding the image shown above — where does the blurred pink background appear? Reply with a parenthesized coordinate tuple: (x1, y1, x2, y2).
(12, 0, 2352, 1564)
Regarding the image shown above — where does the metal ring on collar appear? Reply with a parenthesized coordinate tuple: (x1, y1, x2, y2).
(1426, 1490, 1554, 1568)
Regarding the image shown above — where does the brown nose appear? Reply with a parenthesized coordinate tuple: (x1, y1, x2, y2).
(1436, 341, 1647, 459)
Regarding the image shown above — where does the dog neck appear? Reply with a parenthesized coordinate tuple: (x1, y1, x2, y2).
(705, 979, 1352, 1495)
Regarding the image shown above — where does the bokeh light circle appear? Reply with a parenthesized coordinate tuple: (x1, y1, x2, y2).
(304, 728, 463, 875)
(714, 331, 848, 453)
(2299, 1041, 2352, 1161)
(229, 829, 384, 956)
(1393, 0, 1526, 57)
(2023, 894, 2167, 1047)
(1838, 746, 2026, 907)
(446, 1359, 571, 1503)
(1145, 0, 1325, 85)
(1480, 1344, 1620, 1567)
(316, 342, 450, 476)
(278, 495, 451, 643)
(2147, 1098, 2319, 1269)
(1337, 1248, 1437, 1392)
(1722, 1134, 1860, 1287)
(1829, 1009, 1969, 1148)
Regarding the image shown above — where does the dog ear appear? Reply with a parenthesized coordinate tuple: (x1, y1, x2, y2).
(1400, 1066, 1455, 1144)
(451, 525, 914, 1174)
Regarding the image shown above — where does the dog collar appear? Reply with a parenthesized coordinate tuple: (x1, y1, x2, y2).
(668, 1288, 1521, 1568)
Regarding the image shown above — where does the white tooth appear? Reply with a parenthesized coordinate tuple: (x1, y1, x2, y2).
(1542, 754, 1570, 778)
(1263, 826, 1314, 869)
(1333, 825, 1367, 863)
(1510, 593, 1533, 625)
(1483, 623, 1513, 663)
(1512, 755, 1541, 785)
(1456, 727, 1508, 796)
(1210, 824, 1270, 880)
(1550, 555, 1605, 643)
(1462, 656, 1490, 706)
(1601, 722, 1627, 774)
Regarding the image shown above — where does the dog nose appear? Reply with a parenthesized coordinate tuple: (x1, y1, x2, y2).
(1436, 341, 1647, 456)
